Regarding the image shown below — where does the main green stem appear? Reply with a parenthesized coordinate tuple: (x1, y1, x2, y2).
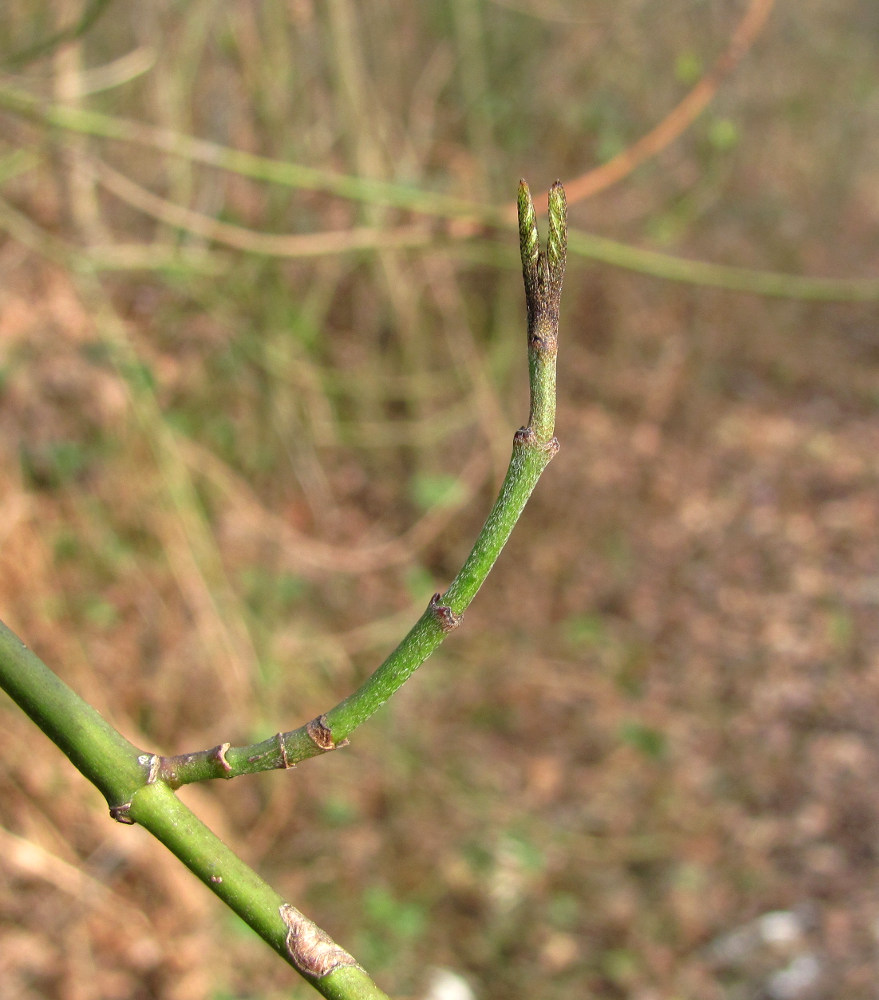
(0, 180, 566, 999)
(0, 620, 389, 999)
(0, 623, 147, 810)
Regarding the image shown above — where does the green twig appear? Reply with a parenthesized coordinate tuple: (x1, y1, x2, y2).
(155, 179, 566, 786)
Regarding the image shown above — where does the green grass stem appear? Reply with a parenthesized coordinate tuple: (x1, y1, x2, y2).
(2, 82, 878, 301)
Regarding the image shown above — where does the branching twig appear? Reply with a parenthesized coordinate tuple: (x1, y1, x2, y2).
(155, 179, 567, 785)
(0, 180, 566, 999)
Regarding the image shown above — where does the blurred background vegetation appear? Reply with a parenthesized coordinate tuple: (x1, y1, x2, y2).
(1, 1, 878, 998)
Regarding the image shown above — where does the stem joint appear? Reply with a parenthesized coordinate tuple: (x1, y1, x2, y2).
(429, 592, 463, 633)
(305, 714, 349, 752)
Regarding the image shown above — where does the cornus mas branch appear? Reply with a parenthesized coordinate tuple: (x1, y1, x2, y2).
(155, 180, 567, 786)
(0, 180, 566, 998)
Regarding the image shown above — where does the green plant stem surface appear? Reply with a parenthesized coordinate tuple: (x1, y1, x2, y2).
(0, 621, 147, 809)
(0, 619, 390, 1000)
(324, 430, 554, 737)
(130, 782, 389, 1000)
(159, 180, 567, 785)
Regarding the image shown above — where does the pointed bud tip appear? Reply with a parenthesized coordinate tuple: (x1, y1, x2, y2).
(549, 181, 567, 208)
(517, 180, 539, 272)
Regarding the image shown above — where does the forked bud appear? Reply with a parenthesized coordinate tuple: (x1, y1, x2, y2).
(517, 179, 567, 345)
